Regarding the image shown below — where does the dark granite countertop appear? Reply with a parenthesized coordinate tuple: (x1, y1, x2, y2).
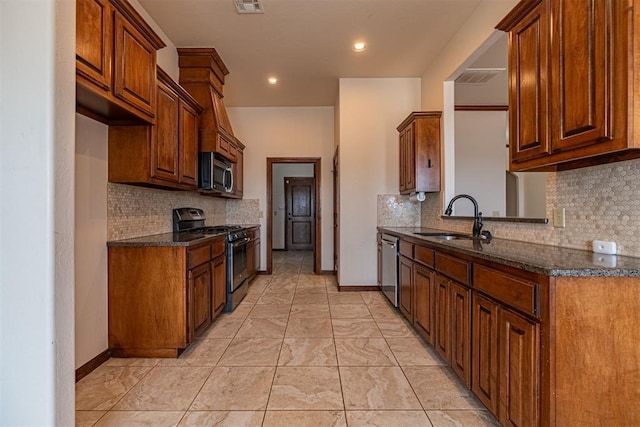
(107, 231, 227, 247)
(379, 226, 640, 277)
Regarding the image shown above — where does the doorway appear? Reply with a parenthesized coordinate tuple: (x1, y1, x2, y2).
(266, 158, 321, 274)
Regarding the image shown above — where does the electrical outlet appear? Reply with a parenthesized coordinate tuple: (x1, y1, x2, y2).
(259, 211, 264, 218)
(553, 207, 565, 228)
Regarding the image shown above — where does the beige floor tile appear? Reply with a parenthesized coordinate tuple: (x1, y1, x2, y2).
(346, 410, 432, 426)
(296, 285, 328, 294)
(367, 302, 402, 319)
(76, 366, 151, 411)
(224, 304, 253, 320)
(191, 367, 275, 410)
(263, 410, 346, 427)
(334, 338, 398, 366)
(279, 338, 337, 366)
(218, 339, 282, 366)
(262, 280, 297, 294)
(386, 337, 445, 366)
(375, 318, 419, 338)
(293, 293, 329, 305)
(290, 304, 331, 318)
(103, 358, 160, 367)
(76, 410, 106, 427)
(427, 410, 500, 426)
(339, 367, 422, 410)
(242, 291, 263, 304)
(158, 339, 231, 367)
(178, 411, 264, 426)
(328, 293, 365, 305)
(268, 367, 344, 410)
(113, 367, 211, 410)
(332, 319, 382, 338)
(298, 274, 326, 286)
(93, 410, 185, 426)
(286, 317, 334, 338)
(404, 366, 484, 410)
(256, 293, 294, 305)
(330, 304, 373, 319)
(248, 304, 291, 318)
(200, 317, 244, 339)
(360, 292, 388, 305)
(235, 318, 287, 339)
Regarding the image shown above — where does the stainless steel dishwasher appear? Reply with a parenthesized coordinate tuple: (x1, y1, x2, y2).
(380, 233, 399, 307)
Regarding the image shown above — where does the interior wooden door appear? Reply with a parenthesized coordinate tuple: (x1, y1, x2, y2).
(285, 177, 315, 251)
(333, 147, 340, 276)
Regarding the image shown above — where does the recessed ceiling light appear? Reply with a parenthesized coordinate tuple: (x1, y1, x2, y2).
(268, 77, 278, 85)
(353, 41, 367, 52)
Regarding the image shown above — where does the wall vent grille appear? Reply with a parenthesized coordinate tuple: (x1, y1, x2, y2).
(235, 0, 264, 14)
(455, 68, 505, 84)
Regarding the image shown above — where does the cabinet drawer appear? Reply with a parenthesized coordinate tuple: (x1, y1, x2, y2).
(399, 240, 414, 258)
(188, 244, 211, 268)
(435, 253, 470, 286)
(211, 238, 225, 258)
(474, 265, 539, 318)
(414, 245, 434, 268)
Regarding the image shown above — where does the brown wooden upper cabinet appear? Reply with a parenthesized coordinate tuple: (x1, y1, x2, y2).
(497, 0, 640, 171)
(76, 0, 165, 124)
(108, 67, 203, 190)
(397, 112, 441, 194)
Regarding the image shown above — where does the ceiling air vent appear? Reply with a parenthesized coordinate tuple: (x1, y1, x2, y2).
(455, 68, 505, 84)
(235, 0, 264, 14)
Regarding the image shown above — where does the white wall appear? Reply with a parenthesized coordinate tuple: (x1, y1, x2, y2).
(227, 107, 335, 270)
(0, 0, 76, 424)
(272, 164, 314, 249)
(454, 111, 508, 216)
(338, 78, 421, 286)
(75, 115, 109, 368)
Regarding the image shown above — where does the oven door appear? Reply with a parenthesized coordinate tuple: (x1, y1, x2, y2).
(229, 237, 249, 291)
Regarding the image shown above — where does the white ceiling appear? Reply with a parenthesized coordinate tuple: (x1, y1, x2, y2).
(138, 0, 483, 107)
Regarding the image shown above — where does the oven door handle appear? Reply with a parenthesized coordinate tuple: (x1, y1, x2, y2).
(231, 237, 250, 248)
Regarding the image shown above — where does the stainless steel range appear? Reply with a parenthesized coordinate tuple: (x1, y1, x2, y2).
(173, 208, 249, 312)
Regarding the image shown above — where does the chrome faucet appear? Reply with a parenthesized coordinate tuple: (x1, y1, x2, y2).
(444, 194, 483, 238)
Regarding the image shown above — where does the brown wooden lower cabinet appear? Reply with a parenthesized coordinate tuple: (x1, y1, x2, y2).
(449, 280, 471, 388)
(413, 263, 435, 345)
(499, 307, 540, 427)
(108, 235, 225, 357)
(434, 274, 450, 362)
(398, 255, 414, 319)
(472, 293, 499, 414)
(382, 233, 640, 426)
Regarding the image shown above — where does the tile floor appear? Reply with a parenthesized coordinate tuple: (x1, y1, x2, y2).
(76, 251, 499, 426)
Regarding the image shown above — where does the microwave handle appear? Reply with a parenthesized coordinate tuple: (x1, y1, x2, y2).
(226, 166, 233, 193)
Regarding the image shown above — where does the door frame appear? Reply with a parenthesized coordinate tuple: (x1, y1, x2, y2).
(266, 157, 321, 274)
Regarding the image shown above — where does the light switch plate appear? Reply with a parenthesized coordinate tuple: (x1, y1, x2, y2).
(553, 207, 566, 228)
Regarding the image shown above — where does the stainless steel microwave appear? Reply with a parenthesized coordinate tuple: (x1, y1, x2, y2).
(199, 153, 233, 193)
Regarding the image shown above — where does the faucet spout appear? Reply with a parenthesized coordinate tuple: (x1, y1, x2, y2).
(444, 194, 483, 238)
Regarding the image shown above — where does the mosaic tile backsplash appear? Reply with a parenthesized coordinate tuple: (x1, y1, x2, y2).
(377, 194, 421, 227)
(227, 198, 261, 225)
(420, 158, 640, 258)
(107, 183, 227, 240)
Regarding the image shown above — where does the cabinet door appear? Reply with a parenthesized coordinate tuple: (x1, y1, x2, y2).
(247, 240, 256, 278)
(212, 255, 226, 315)
(179, 101, 199, 187)
(188, 262, 212, 341)
(76, 0, 112, 91)
(509, 0, 550, 163)
(450, 281, 471, 387)
(472, 293, 499, 415)
(398, 255, 413, 319)
(413, 264, 435, 345)
(399, 128, 407, 192)
(404, 126, 416, 192)
(377, 243, 382, 289)
(233, 147, 244, 197)
(151, 80, 179, 182)
(550, 0, 611, 152)
(435, 274, 450, 362)
(499, 308, 540, 427)
(113, 11, 156, 118)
